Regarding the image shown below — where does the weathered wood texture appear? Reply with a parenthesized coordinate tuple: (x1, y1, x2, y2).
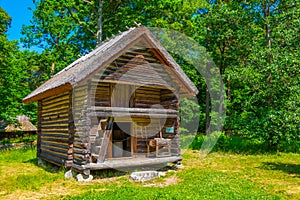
(160, 88, 179, 110)
(38, 91, 73, 167)
(37, 101, 42, 157)
(89, 84, 178, 111)
(88, 156, 182, 170)
(91, 41, 178, 91)
(72, 84, 91, 166)
(90, 82, 111, 107)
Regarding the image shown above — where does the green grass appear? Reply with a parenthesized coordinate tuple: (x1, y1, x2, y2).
(0, 148, 63, 197)
(0, 147, 299, 199)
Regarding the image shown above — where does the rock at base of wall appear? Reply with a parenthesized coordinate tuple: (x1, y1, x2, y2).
(64, 170, 74, 179)
(175, 164, 184, 170)
(130, 171, 164, 182)
(76, 174, 93, 182)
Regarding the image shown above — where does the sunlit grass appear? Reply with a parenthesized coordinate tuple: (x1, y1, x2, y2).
(0, 148, 299, 199)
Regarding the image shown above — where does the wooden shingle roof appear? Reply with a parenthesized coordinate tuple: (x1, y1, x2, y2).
(23, 26, 198, 104)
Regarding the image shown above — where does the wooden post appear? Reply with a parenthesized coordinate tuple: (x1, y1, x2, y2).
(37, 101, 42, 157)
(67, 91, 74, 167)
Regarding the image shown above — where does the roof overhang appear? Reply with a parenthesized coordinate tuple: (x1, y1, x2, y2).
(23, 26, 198, 104)
(23, 83, 72, 104)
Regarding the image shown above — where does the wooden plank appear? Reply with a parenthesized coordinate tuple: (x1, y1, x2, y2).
(97, 119, 113, 163)
(89, 107, 178, 113)
(72, 159, 88, 166)
(73, 141, 89, 149)
(73, 147, 89, 154)
(41, 116, 69, 123)
(37, 101, 42, 157)
(94, 102, 111, 107)
(40, 140, 69, 149)
(73, 95, 87, 102)
(88, 112, 178, 118)
(107, 132, 112, 159)
(42, 104, 70, 113)
(41, 124, 69, 129)
(41, 94, 70, 106)
(39, 154, 64, 166)
(41, 128, 69, 132)
(40, 148, 69, 160)
(68, 91, 74, 163)
(41, 119, 69, 126)
(42, 99, 69, 110)
(42, 91, 70, 103)
(41, 130, 69, 134)
(40, 145, 69, 155)
(73, 153, 88, 165)
(41, 133, 69, 137)
(41, 107, 69, 117)
(41, 136, 69, 144)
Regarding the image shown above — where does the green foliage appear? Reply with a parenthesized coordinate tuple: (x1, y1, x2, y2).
(0, 7, 11, 34)
(190, 0, 300, 150)
(0, 8, 37, 123)
(226, 0, 300, 150)
(188, 133, 300, 154)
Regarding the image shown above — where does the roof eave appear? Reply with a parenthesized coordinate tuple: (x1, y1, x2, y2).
(23, 83, 72, 104)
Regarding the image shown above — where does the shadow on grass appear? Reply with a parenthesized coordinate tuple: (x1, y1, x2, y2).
(261, 162, 300, 178)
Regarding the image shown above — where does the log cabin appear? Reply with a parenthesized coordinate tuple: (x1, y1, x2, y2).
(23, 26, 198, 175)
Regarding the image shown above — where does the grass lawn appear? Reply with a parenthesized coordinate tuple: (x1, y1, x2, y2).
(0, 148, 299, 200)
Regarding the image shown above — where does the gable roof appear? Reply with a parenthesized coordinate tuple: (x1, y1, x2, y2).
(23, 26, 198, 104)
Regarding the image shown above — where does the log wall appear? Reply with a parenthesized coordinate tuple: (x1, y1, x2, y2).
(72, 83, 91, 168)
(134, 86, 161, 108)
(38, 91, 73, 167)
(160, 89, 179, 110)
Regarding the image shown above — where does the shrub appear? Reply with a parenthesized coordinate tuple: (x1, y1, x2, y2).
(186, 133, 300, 154)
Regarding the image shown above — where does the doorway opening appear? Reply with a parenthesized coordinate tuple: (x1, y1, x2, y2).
(112, 122, 131, 158)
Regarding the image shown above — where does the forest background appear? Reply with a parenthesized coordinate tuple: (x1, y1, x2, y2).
(0, 0, 299, 151)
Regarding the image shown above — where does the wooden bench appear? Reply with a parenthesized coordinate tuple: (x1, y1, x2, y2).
(147, 132, 172, 157)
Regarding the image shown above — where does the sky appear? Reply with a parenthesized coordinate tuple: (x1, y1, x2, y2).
(0, 0, 35, 41)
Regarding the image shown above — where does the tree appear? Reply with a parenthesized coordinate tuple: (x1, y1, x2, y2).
(0, 7, 36, 122)
(192, 1, 253, 133)
(230, 0, 300, 150)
